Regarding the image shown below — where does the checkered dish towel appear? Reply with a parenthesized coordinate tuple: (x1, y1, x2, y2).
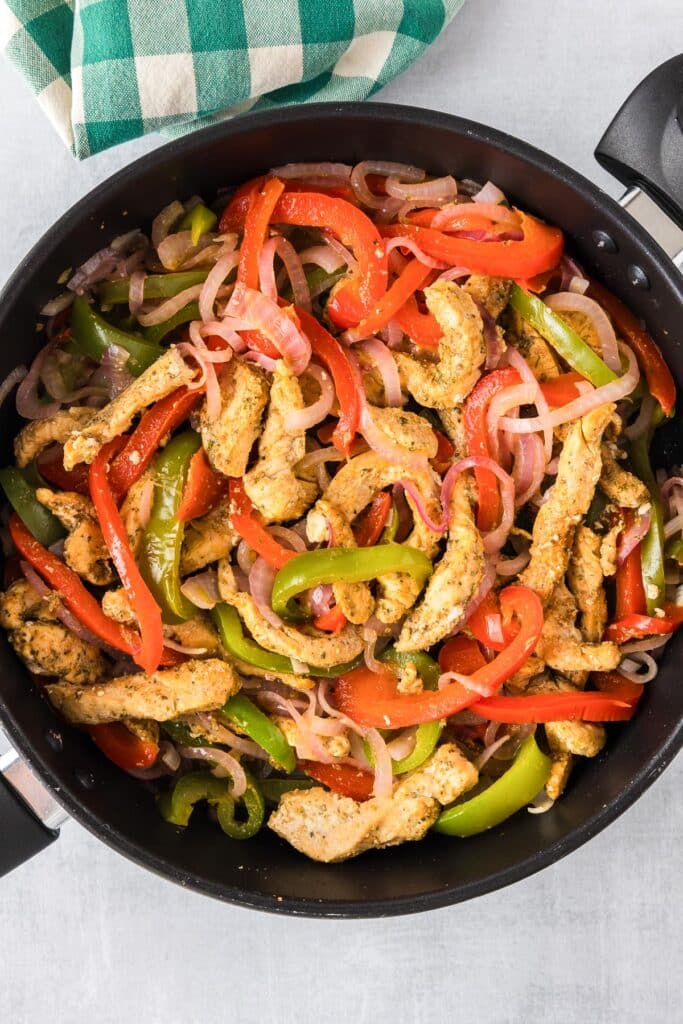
(1, 0, 464, 159)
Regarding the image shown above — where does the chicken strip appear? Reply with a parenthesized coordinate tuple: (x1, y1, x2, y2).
(36, 487, 114, 585)
(14, 407, 94, 468)
(243, 361, 317, 522)
(537, 582, 619, 675)
(120, 469, 155, 556)
(438, 406, 468, 459)
(180, 499, 238, 574)
(9, 622, 106, 684)
(519, 404, 614, 604)
(545, 753, 574, 801)
(526, 675, 607, 759)
(505, 309, 560, 381)
(225, 591, 365, 668)
(0, 578, 59, 630)
(200, 360, 269, 477)
(397, 477, 485, 651)
(165, 615, 221, 655)
(269, 743, 478, 862)
(274, 715, 351, 761)
(395, 280, 486, 409)
(462, 275, 511, 319)
(306, 499, 374, 624)
(567, 526, 608, 642)
(63, 348, 195, 470)
(599, 443, 650, 508)
(46, 658, 241, 725)
(322, 450, 443, 623)
(366, 406, 438, 459)
(102, 588, 135, 623)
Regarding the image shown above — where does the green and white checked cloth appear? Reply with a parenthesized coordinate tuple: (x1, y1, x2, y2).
(1, 0, 464, 159)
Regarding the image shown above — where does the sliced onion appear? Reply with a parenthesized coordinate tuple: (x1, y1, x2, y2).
(621, 634, 671, 655)
(0, 366, 28, 411)
(437, 266, 472, 282)
(199, 251, 240, 322)
(160, 741, 181, 773)
(41, 292, 74, 317)
(198, 319, 245, 353)
(322, 233, 358, 274)
(176, 745, 246, 797)
(180, 570, 219, 610)
(242, 351, 279, 372)
(432, 202, 520, 230)
(385, 175, 457, 204)
(310, 584, 334, 617)
(528, 791, 556, 814)
(193, 713, 269, 758)
(358, 402, 429, 474)
(546, 292, 620, 373)
(618, 654, 657, 684)
(67, 247, 120, 293)
(163, 638, 208, 656)
(386, 727, 418, 761)
(474, 300, 504, 370)
(473, 180, 506, 204)
(269, 525, 307, 553)
(284, 363, 334, 432)
(493, 548, 530, 577)
(295, 447, 346, 473)
(298, 245, 346, 274)
(151, 200, 184, 249)
(357, 337, 402, 407)
(183, 328, 223, 419)
(568, 276, 589, 294)
(128, 270, 146, 317)
(95, 344, 135, 398)
(249, 557, 283, 628)
(365, 727, 394, 799)
(362, 627, 383, 673)
(271, 162, 352, 182)
(512, 433, 546, 507)
(475, 732, 511, 769)
(504, 348, 553, 463)
(625, 393, 656, 441)
(350, 161, 425, 209)
(259, 236, 311, 311)
(136, 284, 205, 327)
(228, 283, 310, 375)
(618, 509, 652, 563)
(383, 235, 448, 270)
(499, 344, 640, 435)
(16, 343, 60, 419)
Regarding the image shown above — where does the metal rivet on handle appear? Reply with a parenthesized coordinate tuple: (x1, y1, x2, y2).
(627, 264, 650, 289)
(592, 230, 618, 253)
(75, 769, 96, 790)
(45, 729, 63, 753)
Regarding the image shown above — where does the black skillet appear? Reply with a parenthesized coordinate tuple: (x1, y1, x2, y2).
(1, 57, 682, 916)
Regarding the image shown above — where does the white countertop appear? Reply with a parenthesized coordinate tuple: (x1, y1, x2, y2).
(1, 2, 682, 1021)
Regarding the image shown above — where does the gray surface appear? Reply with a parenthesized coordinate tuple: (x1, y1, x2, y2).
(1, 2, 681, 1021)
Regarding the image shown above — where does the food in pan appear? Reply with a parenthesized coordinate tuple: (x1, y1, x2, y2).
(0, 162, 680, 862)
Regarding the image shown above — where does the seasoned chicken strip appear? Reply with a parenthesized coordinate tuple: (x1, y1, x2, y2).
(120, 469, 155, 556)
(269, 744, 478, 862)
(165, 615, 221, 655)
(225, 591, 365, 667)
(519, 404, 614, 604)
(200, 360, 268, 477)
(102, 588, 135, 623)
(395, 280, 486, 409)
(367, 406, 438, 458)
(180, 499, 238, 574)
(526, 675, 607, 759)
(599, 443, 650, 508)
(306, 499, 375, 624)
(537, 583, 619, 675)
(46, 658, 241, 725)
(321, 450, 442, 623)
(546, 753, 574, 801)
(505, 309, 560, 381)
(9, 622, 106, 684)
(568, 526, 608, 641)
(14, 407, 94, 468)
(397, 477, 485, 651)
(63, 348, 195, 470)
(463, 275, 511, 319)
(274, 715, 351, 761)
(243, 361, 317, 522)
(36, 488, 114, 586)
(438, 406, 468, 459)
(0, 578, 59, 630)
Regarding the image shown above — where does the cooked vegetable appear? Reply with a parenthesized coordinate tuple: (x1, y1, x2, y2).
(0, 467, 64, 547)
(70, 295, 163, 375)
(219, 693, 295, 772)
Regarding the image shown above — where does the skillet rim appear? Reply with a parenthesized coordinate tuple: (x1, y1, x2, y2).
(0, 101, 681, 917)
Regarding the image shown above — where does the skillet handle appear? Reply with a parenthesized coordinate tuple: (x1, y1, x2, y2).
(595, 55, 683, 235)
(0, 737, 62, 876)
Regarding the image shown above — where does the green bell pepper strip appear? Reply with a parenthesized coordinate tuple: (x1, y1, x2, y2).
(142, 300, 200, 344)
(509, 284, 617, 387)
(373, 649, 444, 775)
(630, 407, 666, 613)
(158, 769, 265, 839)
(665, 535, 683, 566)
(381, 503, 399, 543)
(160, 720, 202, 747)
(271, 543, 433, 622)
(212, 603, 362, 678)
(0, 467, 64, 547)
(140, 431, 200, 624)
(219, 693, 296, 773)
(70, 296, 163, 376)
(261, 778, 317, 804)
(99, 270, 210, 306)
(178, 203, 218, 246)
(433, 734, 551, 837)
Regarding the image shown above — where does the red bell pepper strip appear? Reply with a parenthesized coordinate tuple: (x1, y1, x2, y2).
(353, 491, 392, 548)
(107, 386, 201, 498)
(466, 590, 519, 652)
(615, 509, 647, 618)
(37, 445, 90, 495)
(228, 478, 297, 570)
(176, 449, 227, 522)
(297, 307, 360, 454)
(380, 211, 563, 280)
(312, 605, 348, 634)
(604, 613, 675, 645)
(587, 279, 676, 415)
(470, 690, 638, 723)
(438, 635, 488, 675)
(9, 513, 142, 661)
(539, 372, 586, 407)
(219, 177, 360, 231)
(87, 722, 159, 771)
(237, 177, 285, 290)
(344, 258, 432, 342)
(393, 293, 442, 350)
(593, 670, 644, 703)
(89, 441, 164, 675)
(336, 585, 543, 727)
(299, 759, 375, 801)
(431, 430, 455, 476)
(464, 366, 522, 532)
(408, 208, 509, 232)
